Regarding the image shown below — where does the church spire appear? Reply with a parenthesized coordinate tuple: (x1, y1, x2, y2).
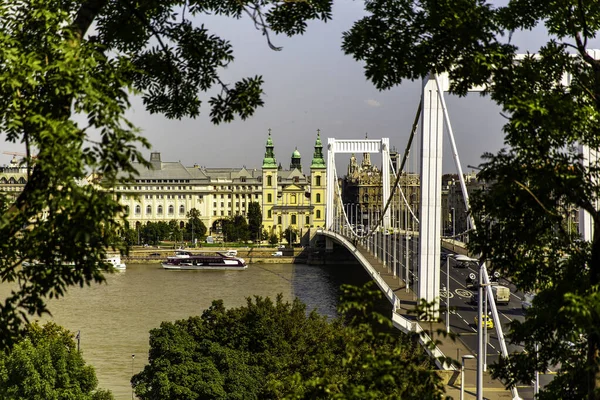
(262, 129, 277, 169)
(311, 129, 325, 169)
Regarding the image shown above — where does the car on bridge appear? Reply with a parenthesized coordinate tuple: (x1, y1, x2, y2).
(452, 254, 478, 268)
(474, 314, 494, 329)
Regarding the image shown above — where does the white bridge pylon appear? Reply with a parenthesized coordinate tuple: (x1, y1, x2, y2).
(325, 138, 391, 230)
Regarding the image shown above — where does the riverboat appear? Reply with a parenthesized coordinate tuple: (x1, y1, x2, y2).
(105, 255, 126, 270)
(162, 252, 247, 270)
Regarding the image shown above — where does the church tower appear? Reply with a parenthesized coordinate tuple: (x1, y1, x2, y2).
(290, 148, 302, 172)
(262, 129, 278, 236)
(310, 130, 326, 228)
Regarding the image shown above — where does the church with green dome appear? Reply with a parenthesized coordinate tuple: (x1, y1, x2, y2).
(97, 129, 327, 245)
(261, 129, 326, 241)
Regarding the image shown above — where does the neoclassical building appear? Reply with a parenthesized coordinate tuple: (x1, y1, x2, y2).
(110, 130, 327, 242)
(261, 130, 326, 240)
(342, 150, 420, 230)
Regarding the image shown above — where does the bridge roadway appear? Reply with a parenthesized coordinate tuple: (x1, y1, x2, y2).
(319, 229, 542, 400)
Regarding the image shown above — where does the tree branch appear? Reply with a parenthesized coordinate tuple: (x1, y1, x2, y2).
(72, 0, 109, 39)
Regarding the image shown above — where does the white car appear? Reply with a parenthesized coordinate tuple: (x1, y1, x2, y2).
(522, 293, 536, 310)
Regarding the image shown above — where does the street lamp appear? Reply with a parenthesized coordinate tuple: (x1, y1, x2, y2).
(451, 207, 456, 251)
(461, 354, 475, 400)
(131, 354, 135, 400)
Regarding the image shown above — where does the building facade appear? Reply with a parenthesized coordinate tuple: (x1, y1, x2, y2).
(109, 130, 326, 243)
(342, 151, 420, 230)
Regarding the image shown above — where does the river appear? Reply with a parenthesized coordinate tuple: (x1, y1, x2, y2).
(7, 262, 372, 399)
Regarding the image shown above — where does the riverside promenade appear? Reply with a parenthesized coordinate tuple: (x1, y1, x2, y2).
(353, 241, 535, 400)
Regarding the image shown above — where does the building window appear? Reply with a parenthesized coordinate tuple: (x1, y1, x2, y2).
(179, 205, 185, 215)
(221, 211, 224, 216)
(316, 193, 321, 203)
(157, 205, 163, 215)
(268, 210, 272, 218)
(213, 210, 217, 216)
(278, 216, 282, 224)
(146, 205, 152, 215)
(168, 205, 174, 215)
(241, 177, 246, 182)
(316, 210, 321, 219)
(291, 194, 296, 204)
(125, 206, 130, 215)
(135, 205, 141, 215)
(291, 214, 297, 224)
(306, 216, 310, 224)
(267, 193, 272, 203)
(267, 175, 272, 186)
(316, 176, 321, 186)
(213, 202, 217, 208)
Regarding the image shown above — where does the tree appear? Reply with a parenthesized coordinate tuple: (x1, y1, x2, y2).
(186, 208, 207, 243)
(168, 220, 183, 244)
(283, 226, 298, 244)
(268, 232, 279, 245)
(343, 1, 600, 398)
(0, 321, 114, 399)
(0, 0, 333, 347)
(219, 215, 249, 243)
(132, 283, 445, 399)
(247, 202, 262, 242)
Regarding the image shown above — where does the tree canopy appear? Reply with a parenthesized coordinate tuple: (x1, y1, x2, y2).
(0, 0, 332, 348)
(343, 1, 600, 398)
(247, 202, 262, 242)
(0, 321, 113, 400)
(132, 283, 445, 400)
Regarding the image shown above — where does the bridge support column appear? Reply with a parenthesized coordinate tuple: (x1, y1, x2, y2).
(417, 73, 444, 317)
(325, 237, 334, 252)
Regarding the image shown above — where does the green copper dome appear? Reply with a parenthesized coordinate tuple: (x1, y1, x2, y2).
(292, 148, 301, 158)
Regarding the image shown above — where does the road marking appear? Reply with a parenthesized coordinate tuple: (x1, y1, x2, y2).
(456, 288, 473, 298)
(440, 289, 454, 299)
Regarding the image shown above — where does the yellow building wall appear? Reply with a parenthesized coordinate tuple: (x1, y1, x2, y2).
(311, 168, 326, 228)
(261, 169, 278, 234)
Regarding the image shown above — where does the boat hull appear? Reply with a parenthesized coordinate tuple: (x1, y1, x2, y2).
(162, 263, 247, 271)
(161, 252, 247, 271)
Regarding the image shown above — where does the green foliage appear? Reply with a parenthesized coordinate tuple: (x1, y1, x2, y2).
(0, 0, 332, 348)
(344, 0, 600, 397)
(186, 208, 207, 241)
(0, 322, 113, 400)
(247, 202, 262, 242)
(216, 216, 250, 243)
(132, 283, 445, 400)
(283, 226, 298, 244)
(268, 232, 279, 245)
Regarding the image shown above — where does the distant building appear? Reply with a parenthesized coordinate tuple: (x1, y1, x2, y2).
(110, 130, 326, 244)
(342, 148, 420, 230)
(0, 155, 28, 203)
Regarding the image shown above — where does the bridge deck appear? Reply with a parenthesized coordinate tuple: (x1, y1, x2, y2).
(352, 241, 531, 400)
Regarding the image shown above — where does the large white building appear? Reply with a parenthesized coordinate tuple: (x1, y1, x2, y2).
(111, 130, 327, 240)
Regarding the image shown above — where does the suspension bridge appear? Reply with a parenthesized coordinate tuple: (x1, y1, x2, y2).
(314, 69, 598, 400)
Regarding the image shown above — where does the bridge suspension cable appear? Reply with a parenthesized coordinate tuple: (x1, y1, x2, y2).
(334, 100, 423, 239)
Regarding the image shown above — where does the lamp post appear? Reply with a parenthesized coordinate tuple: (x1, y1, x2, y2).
(451, 207, 456, 251)
(461, 354, 475, 400)
(445, 257, 450, 333)
(131, 354, 135, 400)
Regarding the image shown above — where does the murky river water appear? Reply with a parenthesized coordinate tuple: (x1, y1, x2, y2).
(2, 262, 371, 399)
